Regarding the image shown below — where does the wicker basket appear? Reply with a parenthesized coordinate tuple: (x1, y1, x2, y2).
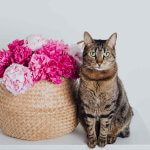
(0, 79, 78, 140)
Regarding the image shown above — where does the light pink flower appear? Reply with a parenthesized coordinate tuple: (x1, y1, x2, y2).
(25, 35, 48, 50)
(3, 63, 33, 95)
(68, 44, 83, 66)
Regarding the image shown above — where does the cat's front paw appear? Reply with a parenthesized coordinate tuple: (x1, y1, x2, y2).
(87, 138, 97, 148)
(98, 137, 107, 147)
(107, 136, 117, 144)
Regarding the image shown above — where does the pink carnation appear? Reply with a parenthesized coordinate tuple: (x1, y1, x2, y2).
(25, 35, 48, 50)
(29, 54, 50, 81)
(2, 63, 33, 95)
(0, 50, 12, 78)
(8, 39, 32, 66)
(29, 40, 79, 84)
(35, 40, 68, 57)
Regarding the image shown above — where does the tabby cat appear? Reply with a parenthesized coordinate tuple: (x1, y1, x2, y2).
(78, 32, 133, 148)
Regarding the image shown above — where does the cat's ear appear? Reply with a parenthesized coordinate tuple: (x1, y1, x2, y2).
(107, 33, 117, 49)
(84, 32, 94, 45)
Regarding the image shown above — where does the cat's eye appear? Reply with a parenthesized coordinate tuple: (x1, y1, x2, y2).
(89, 51, 96, 57)
(103, 50, 110, 58)
(105, 52, 110, 57)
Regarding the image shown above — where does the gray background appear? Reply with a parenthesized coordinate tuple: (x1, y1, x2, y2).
(0, 0, 150, 149)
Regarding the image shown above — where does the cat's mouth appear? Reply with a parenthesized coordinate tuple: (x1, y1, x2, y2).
(95, 67, 104, 71)
(95, 66, 110, 71)
(84, 65, 108, 71)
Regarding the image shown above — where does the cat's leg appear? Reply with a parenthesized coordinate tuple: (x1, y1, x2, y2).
(107, 116, 128, 144)
(107, 122, 130, 144)
(85, 117, 97, 148)
(98, 117, 111, 147)
(117, 105, 133, 138)
(107, 108, 133, 144)
(107, 123, 118, 144)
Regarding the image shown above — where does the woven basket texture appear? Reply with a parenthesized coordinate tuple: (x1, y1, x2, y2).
(0, 79, 78, 140)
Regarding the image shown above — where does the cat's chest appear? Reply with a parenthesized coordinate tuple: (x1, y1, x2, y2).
(95, 81, 117, 97)
(81, 78, 118, 100)
(90, 84, 117, 106)
(79, 78, 118, 113)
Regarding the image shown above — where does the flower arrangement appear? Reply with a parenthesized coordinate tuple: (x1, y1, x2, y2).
(0, 35, 81, 95)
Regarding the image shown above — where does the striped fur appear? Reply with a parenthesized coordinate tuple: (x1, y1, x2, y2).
(78, 32, 133, 148)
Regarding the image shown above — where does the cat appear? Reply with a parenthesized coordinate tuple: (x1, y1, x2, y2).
(78, 32, 133, 148)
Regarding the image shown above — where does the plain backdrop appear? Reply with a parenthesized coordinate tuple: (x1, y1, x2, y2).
(0, 0, 150, 132)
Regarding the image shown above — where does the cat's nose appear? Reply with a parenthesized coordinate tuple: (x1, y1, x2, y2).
(97, 56, 103, 64)
(96, 59, 103, 65)
(98, 64, 101, 67)
(96, 64, 101, 68)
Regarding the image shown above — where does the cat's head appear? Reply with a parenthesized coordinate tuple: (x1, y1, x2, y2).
(82, 32, 117, 71)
